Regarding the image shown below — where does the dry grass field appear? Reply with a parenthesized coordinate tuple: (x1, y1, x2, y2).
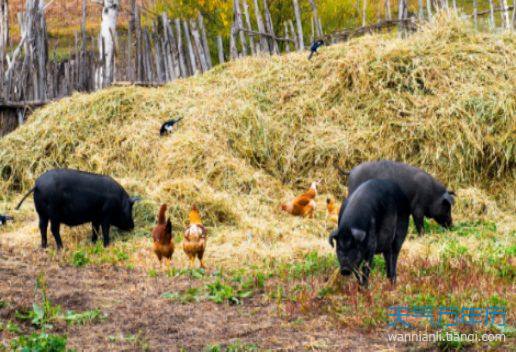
(0, 17, 514, 351)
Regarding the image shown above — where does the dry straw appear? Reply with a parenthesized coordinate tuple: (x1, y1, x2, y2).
(0, 17, 514, 266)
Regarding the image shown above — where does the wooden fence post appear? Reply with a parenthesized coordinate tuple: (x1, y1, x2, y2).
(198, 14, 212, 69)
(190, 19, 208, 72)
(488, 0, 496, 30)
(182, 19, 198, 75)
(242, 0, 255, 55)
(292, 0, 304, 50)
(308, 0, 323, 37)
(234, 0, 248, 55)
(263, 0, 279, 54)
(217, 35, 225, 63)
(253, 0, 269, 53)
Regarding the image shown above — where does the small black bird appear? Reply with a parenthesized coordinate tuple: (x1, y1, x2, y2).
(308, 40, 325, 60)
(0, 214, 13, 226)
(159, 118, 183, 136)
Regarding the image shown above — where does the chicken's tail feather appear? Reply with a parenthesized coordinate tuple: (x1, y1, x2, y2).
(158, 204, 167, 224)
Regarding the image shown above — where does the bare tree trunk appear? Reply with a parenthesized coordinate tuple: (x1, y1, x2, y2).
(426, 0, 433, 19)
(253, 0, 269, 53)
(182, 20, 198, 75)
(362, 0, 367, 26)
(190, 19, 207, 72)
(217, 35, 224, 63)
(488, 0, 496, 30)
(310, 16, 314, 43)
(229, 24, 238, 59)
(127, 0, 135, 81)
(99, 0, 119, 86)
(500, 0, 510, 29)
(175, 18, 187, 77)
(234, 0, 248, 56)
(0, 0, 9, 98)
(473, 0, 478, 29)
(385, 0, 392, 20)
(513, 0, 516, 29)
(398, 0, 408, 37)
(242, 0, 255, 55)
(263, 0, 279, 54)
(283, 22, 291, 52)
(288, 20, 299, 50)
(418, 0, 424, 19)
(292, 0, 304, 50)
(198, 14, 212, 68)
(35, 0, 48, 100)
(308, 0, 323, 37)
(80, 0, 88, 89)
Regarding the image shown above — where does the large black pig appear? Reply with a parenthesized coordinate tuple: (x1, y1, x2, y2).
(329, 179, 410, 287)
(16, 169, 140, 249)
(345, 160, 455, 235)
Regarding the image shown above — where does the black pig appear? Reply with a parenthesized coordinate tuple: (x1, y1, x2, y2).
(16, 169, 140, 249)
(329, 179, 410, 287)
(346, 160, 455, 235)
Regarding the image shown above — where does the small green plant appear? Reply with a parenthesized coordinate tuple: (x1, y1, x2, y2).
(148, 269, 158, 278)
(64, 309, 105, 325)
(115, 249, 129, 262)
(206, 278, 252, 305)
(162, 288, 201, 304)
(10, 332, 72, 352)
(7, 321, 22, 334)
(16, 274, 62, 329)
(71, 250, 89, 267)
(204, 342, 259, 352)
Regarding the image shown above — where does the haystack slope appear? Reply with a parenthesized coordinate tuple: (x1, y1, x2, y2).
(0, 18, 514, 266)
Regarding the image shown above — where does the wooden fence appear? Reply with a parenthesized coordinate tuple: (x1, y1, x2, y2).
(0, 0, 514, 136)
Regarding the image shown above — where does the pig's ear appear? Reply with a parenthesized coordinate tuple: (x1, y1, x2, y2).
(351, 228, 366, 242)
(328, 230, 338, 248)
(443, 192, 454, 206)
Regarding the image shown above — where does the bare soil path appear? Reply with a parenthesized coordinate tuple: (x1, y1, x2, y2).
(0, 246, 408, 351)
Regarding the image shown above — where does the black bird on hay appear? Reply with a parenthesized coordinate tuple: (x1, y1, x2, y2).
(0, 214, 13, 226)
(160, 118, 183, 136)
(308, 40, 324, 60)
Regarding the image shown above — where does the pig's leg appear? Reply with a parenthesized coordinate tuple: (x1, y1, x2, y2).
(101, 221, 111, 247)
(38, 216, 49, 248)
(413, 211, 425, 236)
(92, 222, 100, 243)
(383, 251, 395, 283)
(50, 220, 63, 250)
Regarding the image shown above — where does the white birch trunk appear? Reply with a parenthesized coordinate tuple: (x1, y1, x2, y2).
(99, 0, 119, 86)
(308, 0, 323, 37)
(0, 0, 8, 55)
(473, 0, 478, 29)
(292, 0, 304, 50)
(217, 35, 224, 63)
(418, 0, 424, 19)
(198, 14, 212, 68)
(253, 0, 269, 52)
(384, 0, 392, 20)
(362, 0, 367, 26)
(242, 0, 255, 55)
(426, 0, 433, 19)
(488, 0, 496, 30)
(500, 0, 510, 29)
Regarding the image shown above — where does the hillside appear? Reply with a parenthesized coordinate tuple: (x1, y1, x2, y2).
(0, 18, 514, 350)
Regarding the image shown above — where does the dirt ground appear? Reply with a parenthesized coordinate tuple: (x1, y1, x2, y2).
(0, 245, 420, 352)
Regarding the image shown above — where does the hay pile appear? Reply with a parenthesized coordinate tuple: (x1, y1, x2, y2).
(0, 17, 514, 266)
